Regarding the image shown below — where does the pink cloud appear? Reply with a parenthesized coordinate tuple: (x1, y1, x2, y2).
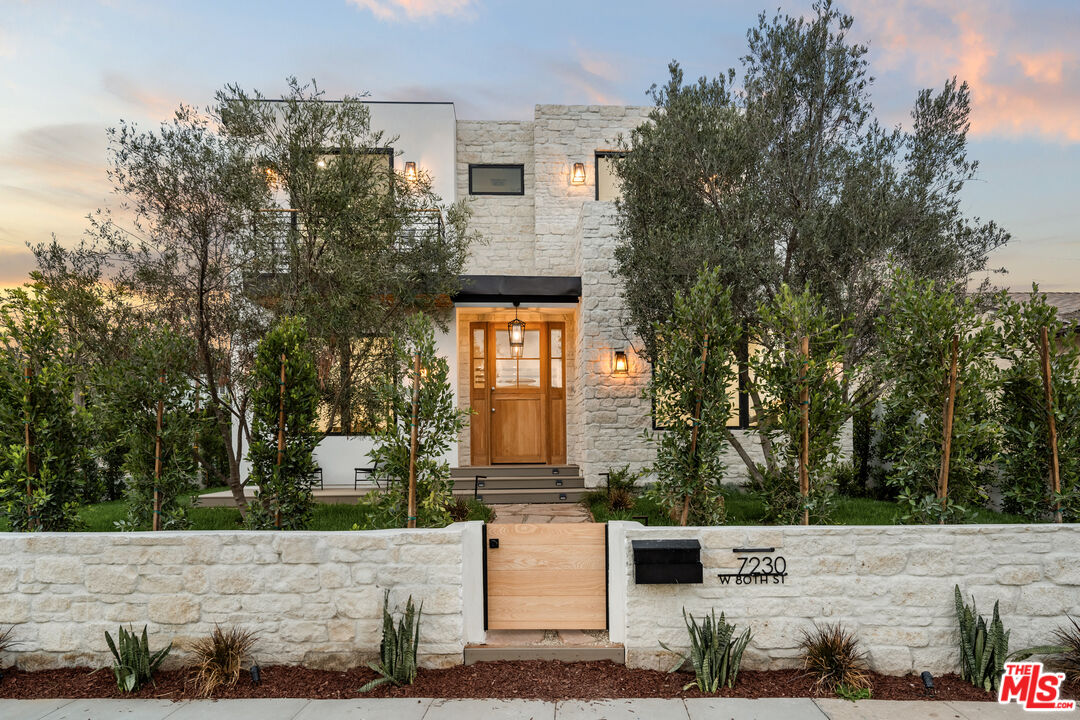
(347, 0, 474, 21)
(847, 0, 1080, 142)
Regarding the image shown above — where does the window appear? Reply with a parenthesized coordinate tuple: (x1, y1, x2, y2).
(316, 336, 395, 436)
(650, 337, 752, 430)
(494, 328, 541, 387)
(595, 151, 626, 202)
(469, 164, 525, 196)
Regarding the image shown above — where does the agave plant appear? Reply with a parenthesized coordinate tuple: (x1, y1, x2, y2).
(360, 590, 422, 692)
(104, 625, 171, 693)
(954, 585, 1064, 693)
(660, 608, 751, 692)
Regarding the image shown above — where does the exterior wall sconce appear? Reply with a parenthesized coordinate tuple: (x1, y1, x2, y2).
(508, 302, 525, 359)
(570, 162, 586, 185)
(613, 350, 629, 376)
(316, 157, 328, 170)
(404, 161, 418, 182)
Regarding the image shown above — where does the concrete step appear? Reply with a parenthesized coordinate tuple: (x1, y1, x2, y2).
(450, 465, 579, 479)
(452, 476, 585, 490)
(453, 487, 588, 504)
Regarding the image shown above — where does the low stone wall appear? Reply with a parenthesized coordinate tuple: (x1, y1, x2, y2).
(613, 522, 1080, 675)
(0, 524, 484, 671)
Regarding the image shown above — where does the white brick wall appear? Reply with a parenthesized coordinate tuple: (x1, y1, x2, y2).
(0, 526, 476, 671)
(617, 522, 1080, 675)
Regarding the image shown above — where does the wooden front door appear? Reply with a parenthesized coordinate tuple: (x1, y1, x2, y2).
(484, 523, 608, 630)
(470, 320, 566, 465)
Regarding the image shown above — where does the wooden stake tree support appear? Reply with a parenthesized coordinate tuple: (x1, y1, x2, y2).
(1039, 326, 1063, 524)
(24, 361, 36, 531)
(937, 334, 960, 523)
(275, 352, 286, 530)
(407, 352, 421, 529)
(798, 336, 810, 526)
(153, 372, 164, 531)
(680, 334, 710, 527)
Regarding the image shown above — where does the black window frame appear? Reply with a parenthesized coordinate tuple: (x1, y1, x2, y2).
(468, 163, 525, 196)
(594, 150, 627, 202)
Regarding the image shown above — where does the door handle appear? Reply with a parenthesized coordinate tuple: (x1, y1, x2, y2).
(491, 407, 495, 413)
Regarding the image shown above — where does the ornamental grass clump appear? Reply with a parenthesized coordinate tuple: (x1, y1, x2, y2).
(799, 623, 870, 695)
(661, 608, 751, 692)
(104, 625, 171, 693)
(189, 625, 258, 697)
(1051, 616, 1080, 686)
(360, 591, 422, 692)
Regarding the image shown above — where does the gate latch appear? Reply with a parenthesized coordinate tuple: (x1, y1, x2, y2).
(488, 538, 499, 549)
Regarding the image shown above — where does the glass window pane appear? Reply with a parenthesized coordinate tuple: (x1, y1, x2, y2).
(473, 359, 486, 389)
(550, 328, 562, 358)
(470, 165, 524, 195)
(517, 360, 541, 387)
(495, 359, 517, 387)
(495, 329, 511, 358)
(596, 155, 624, 202)
(551, 360, 563, 389)
(472, 328, 485, 358)
(523, 330, 540, 358)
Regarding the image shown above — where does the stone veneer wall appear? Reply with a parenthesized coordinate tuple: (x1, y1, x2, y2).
(614, 522, 1080, 675)
(0, 526, 481, 671)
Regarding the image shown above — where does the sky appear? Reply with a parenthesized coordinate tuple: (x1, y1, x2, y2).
(1, 0, 1078, 290)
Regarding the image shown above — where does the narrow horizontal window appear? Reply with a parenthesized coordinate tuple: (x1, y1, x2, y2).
(469, 164, 524, 196)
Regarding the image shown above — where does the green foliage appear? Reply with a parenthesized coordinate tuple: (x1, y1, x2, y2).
(104, 625, 171, 693)
(836, 683, 872, 701)
(245, 317, 321, 530)
(360, 591, 422, 692)
(367, 313, 470, 528)
(646, 266, 740, 526)
(954, 585, 1065, 693)
(749, 286, 851, 523)
(0, 284, 88, 531)
(799, 623, 870, 694)
(876, 272, 1000, 522)
(997, 287, 1080, 522)
(661, 608, 750, 692)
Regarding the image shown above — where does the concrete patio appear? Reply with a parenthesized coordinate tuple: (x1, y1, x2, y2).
(0, 697, 1039, 719)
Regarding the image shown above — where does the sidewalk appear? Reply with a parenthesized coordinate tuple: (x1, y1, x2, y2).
(0, 697, 1044, 719)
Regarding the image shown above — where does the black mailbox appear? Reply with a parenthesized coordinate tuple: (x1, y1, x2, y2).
(632, 539, 703, 584)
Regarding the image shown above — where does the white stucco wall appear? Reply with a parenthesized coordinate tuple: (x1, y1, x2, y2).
(365, 102, 457, 204)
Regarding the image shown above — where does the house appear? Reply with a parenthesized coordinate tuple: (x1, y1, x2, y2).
(240, 101, 770, 499)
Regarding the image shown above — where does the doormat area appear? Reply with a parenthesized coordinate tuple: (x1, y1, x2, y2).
(0, 661, 1036, 702)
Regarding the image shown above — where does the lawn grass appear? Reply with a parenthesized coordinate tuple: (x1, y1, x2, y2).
(585, 484, 1026, 526)
(0, 488, 494, 532)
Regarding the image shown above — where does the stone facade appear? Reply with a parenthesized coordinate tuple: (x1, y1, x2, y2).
(0, 526, 476, 671)
(617, 522, 1080, 675)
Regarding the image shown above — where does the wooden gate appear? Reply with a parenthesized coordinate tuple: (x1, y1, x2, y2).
(483, 523, 607, 630)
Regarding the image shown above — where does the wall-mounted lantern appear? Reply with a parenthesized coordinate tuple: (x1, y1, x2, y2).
(508, 302, 525, 359)
(404, 161, 418, 183)
(571, 162, 586, 185)
(613, 350, 629, 376)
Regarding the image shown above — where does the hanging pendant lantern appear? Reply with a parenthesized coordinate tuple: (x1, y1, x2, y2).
(508, 302, 525, 359)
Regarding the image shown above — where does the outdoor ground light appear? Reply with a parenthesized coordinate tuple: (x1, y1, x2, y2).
(571, 162, 586, 185)
(404, 161, 418, 182)
(315, 157, 328, 170)
(508, 302, 525, 359)
(613, 350, 629, 376)
(921, 671, 935, 696)
(250, 661, 262, 686)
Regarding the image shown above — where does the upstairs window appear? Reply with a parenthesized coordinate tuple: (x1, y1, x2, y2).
(595, 151, 626, 202)
(469, 164, 524, 196)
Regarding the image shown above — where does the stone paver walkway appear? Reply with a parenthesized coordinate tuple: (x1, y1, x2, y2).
(491, 503, 592, 523)
(0, 697, 1040, 719)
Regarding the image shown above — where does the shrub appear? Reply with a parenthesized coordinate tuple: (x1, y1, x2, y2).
(0, 625, 17, 654)
(448, 497, 494, 523)
(1050, 616, 1080, 685)
(360, 591, 422, 692)
(660, 608, 751, 692)
(799, 623, 870, 695)
(189, 625, 257, 697)
(104, 625, 171, 693)
(608, 487, 635, 511)
(954, 585, 1064, 693)
(604, 464, 640, 495)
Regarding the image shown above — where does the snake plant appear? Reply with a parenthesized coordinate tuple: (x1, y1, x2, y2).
(661, 608, 752, 692)
(954, 585, 1065, 693)
(104, 625, 171, 693)
(360, 590, 422, 692)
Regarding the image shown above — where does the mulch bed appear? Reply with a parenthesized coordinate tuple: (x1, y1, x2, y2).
(0, 661, 1029, 702)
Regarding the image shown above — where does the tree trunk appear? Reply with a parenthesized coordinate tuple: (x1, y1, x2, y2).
(407, 352, 421, 529)
(1039, 326, 1063, 523)
(938, 334, 959, 522)
(799, 336, 810, 526)
(153, 372, 164, 531)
